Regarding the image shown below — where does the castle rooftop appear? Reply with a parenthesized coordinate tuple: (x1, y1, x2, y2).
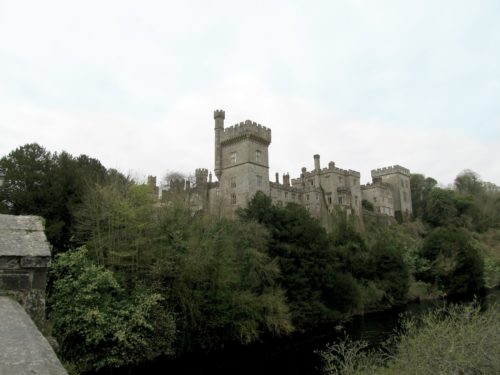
(371, 165, 410, 178)
(221, 120, 271, 146)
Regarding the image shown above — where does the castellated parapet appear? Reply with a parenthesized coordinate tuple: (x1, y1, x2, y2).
(221, 120, 272, 146)
(195, 168, 209, 185)
(371, 165, 410, 178)
(214, 109, 225, 120)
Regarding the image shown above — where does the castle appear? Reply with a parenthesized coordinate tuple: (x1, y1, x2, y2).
(161, 110, 413, 225)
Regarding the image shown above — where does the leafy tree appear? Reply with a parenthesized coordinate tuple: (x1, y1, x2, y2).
(419, 227, 484, 295)
(152, 205, 293, 350)
(361, 199, 374, 212)
(240, 192, 361, 326)
(422, 188, 458, 227)
(410, 173, 437, 218)
(0, 144, 108, 251)
(48, 247, 176, 373)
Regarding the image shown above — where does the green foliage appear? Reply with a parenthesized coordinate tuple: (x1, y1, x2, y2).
(422, 188, 458, 227)
(361, 199, 374, 212)
(48, 247, 176, 373)
(0, 144, 109, 251)
(153, 205, 293, 350)
(419, 227, 484, 295)
(240, 192, 359, 326)
(75, 180, 156, 274)
(410, 173, 437, 219)
(320, 302, 500, 375)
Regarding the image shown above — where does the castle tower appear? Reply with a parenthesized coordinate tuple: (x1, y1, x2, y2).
(214, 110, 225, 181)
(216, 114, 272, 214)
(371, 165, 413, 218)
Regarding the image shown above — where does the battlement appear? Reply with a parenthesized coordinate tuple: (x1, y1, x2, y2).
(371, 165, 410, 178)
(214, 110, 225, 119)
(361, 181, 392, 190)
(269, 181, 303, 193)
(195, 168, 209, 176)
(221, 120, 272, 145)
(299, 167, 361, 179)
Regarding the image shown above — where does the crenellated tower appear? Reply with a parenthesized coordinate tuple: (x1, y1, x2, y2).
(214, 110, 225, 181)
(215, 112, 272, 214)
(371, 165, 413, 218)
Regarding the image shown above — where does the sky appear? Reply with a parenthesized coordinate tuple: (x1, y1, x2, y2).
(1, 0, 499, 187)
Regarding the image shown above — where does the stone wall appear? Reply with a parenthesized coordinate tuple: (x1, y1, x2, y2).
(0, 214, 51, 322)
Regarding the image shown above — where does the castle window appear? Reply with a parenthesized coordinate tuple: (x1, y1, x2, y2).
(292, 193, 296, 200)
(400, 178, 404, 187)
(255, 150, 261, 162)
(309, 180, 313, 186)
(316, 193, 319, 201)
(231, 193, 237, 204)
(339, 176, 343, 183)
(257, 175, 262, 187)
(216, 189, 220, 197)
(353, 178, 357, 185)
(374, 197, 377, 202)
(338, 196, 344, 205)
(230, 177, 236, 188)
(306, 194, 310, 201)
(355, 195, 358, 205)
(231, 151, 237, 165)
(326, 193, 332, 204)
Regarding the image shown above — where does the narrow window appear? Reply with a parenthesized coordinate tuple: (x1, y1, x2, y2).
(257, 175, 262, 187)
(255, 150, 261, 162)
(231, 151, 237, 165)
(231, 193, 237, 204)
(338, 196, 343, 205)
(230, 177, 236, 188)
(306, 194, 310, 201)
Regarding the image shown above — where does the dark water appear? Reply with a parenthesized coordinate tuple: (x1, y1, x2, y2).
(107, 288, 500, 375)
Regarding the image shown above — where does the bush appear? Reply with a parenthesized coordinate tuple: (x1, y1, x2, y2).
(419, 227, 484, 295)
(48, 247, 176, 372)
(320, 302, 500, 375)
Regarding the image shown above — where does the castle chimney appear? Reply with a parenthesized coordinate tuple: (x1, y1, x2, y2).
(214, 110, 225, 181)
(275, 172, 279, 183)
(314, 154, 321, 171)
(283, 173, 290, 186)
(328, 161, 335, 170)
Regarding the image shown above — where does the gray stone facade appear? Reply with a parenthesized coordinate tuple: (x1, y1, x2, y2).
(0, 214, 51, 322)
(0, 297, 67, 375)
(162, 110, 413, 224)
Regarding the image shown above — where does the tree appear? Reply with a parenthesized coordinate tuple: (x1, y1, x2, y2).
(422, 188, 458, 227)
(240, 192, 361, 326)
(0, 144, 109, 251)
(410, 173, 437, 219)
(48, 247, 176, 372)
(419, 227, 484, 295)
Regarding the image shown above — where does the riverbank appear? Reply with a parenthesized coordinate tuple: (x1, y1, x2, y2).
(92, 287, 499, 375)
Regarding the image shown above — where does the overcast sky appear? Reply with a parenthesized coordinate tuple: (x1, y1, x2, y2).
(1, 0, 499, 186)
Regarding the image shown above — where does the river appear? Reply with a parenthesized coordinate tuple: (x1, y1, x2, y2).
(105, 287, 499, 375)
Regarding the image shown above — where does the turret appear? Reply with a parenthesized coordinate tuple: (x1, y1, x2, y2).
(214, 109, 225, 180)
(314, 154, 321, 187)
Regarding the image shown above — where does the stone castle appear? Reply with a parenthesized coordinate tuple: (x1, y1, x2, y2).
(160, 110, 413, 225)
